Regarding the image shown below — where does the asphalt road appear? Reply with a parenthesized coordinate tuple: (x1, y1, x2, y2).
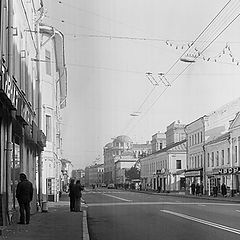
(83, 188, 240, 240)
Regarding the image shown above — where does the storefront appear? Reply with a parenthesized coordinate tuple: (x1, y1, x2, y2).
(184, 168, 203, 194)
(207, 167, 240, 196)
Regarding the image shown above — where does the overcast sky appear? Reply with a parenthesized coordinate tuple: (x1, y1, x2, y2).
(43, 0, 240, 169)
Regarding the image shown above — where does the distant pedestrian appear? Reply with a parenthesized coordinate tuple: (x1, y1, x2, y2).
(74, 180, 84, 212)
(213, 185, 218, 197)
(191, 182, 195, 195)
(221, 183, 227, 197)
(16, 173, 33, 224)
(196, 183, 200, 196)
(69, 179, 75, 212)
(200, 182, 204, 196)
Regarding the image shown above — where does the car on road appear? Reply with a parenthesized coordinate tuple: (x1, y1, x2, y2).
(107, 183, 115, 189)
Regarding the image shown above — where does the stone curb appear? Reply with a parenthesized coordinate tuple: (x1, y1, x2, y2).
(83, 210, 90, 240)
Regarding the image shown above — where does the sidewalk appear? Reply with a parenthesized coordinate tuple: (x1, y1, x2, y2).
(0, 198, 88, 240)
(130, 189, 240, 203)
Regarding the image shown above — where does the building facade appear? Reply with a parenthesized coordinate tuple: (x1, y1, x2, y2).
(103, 135, 151, 185)
(140, 121, 186, 192)
(0, 0, 47, 226)
(84, 164, 104, 187)
(39, 24, 67, 202)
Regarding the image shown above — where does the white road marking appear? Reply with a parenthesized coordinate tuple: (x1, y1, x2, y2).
(198, 204, 206, 206)
(103, 194, 133, 202)
(235, 210, 240, 213)
(87, 201, 240, 207)
(161, 210, 240, 235)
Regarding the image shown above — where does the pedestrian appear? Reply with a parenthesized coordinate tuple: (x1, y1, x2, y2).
(213, 185, 218, 197)
(196, 183, 200, 196)
(74, 180, 84, 212)
(69, 179, 75, 212)
(191, 182, 195, 195)
(221, 183, 227, 197)
(16, 173, 33, 224)
(200, 182, 204, 196)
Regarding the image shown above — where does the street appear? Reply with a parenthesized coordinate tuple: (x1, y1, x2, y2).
(84, 189, 240, 240)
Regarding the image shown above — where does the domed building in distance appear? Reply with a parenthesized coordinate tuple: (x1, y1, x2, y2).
(103, 135, 151, 185)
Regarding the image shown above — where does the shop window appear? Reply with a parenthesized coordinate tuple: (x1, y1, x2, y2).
(11, 142, 21, 209)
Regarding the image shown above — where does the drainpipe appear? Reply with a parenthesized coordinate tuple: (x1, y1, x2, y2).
(35, 2, 44, 208)
(6, 0, 14, 224)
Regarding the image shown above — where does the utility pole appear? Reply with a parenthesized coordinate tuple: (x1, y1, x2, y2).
(35, 0, 44, 209)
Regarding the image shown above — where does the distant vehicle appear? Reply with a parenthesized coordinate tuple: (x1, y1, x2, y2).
(101, 183, 107, 187)
(107, 183, 115, 189)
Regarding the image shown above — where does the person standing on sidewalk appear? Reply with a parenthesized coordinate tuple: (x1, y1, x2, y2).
(16, 173, 33, 224)
(74, 180, 84, 212)
(69, 179, 75, 212)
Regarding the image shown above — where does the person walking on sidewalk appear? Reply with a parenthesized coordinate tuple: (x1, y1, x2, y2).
(16, 173, 33, 224)
(191, 182, 195, 195)
(69, 179, 75, 212)
(221, 183, 227, 197)
(74, 180, 84, 212)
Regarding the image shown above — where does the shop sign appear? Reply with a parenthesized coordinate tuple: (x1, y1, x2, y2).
(214, 167, 240, 175)
(0, 69, 19, 109)
(185, 170, 201, 177)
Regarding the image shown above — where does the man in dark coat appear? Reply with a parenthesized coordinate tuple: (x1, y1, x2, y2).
(69, 179, 75, 212)
(221, 183, 227, 197)
(16, 173, 33, 224)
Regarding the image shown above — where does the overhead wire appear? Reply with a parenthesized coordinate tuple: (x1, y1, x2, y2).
(125, 0, 240, 135)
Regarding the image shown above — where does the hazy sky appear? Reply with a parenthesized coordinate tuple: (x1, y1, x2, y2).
(43, 0, 240, 169)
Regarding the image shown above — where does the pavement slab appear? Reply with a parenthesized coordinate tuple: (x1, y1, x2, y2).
(0, 203, 83, 240)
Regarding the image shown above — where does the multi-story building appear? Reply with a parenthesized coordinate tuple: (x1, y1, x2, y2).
(39, 24, 67, 202)
(205, 132, 230, 195)
(72, 169, 85, 184)
(84, 164, 104, 187)
(151, 132, 166, 153)
(114, 152, 138, 186)
(103, 135, 151, 185)
(0, 0, 46, 226)
(140, 121, 186, 191)
(185, 98, 240, 194)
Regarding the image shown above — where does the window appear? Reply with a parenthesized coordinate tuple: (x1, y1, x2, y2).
(221, 150, 224, 165)
(160, 143, 162, 149)
(235, 146, 238, 162)
(197, 133, 199, 144)
(211, 152, 214, 167)
(46, 115, 52, 141)
(207, 153, 210, 167)
(227, 148, 230, 163)
(200, 155, 203, 167)
(197, 155, 199, 167)
(45, 50, 51, 75)
(200, 132, 203, 143)
(216, 151, 219, 166)
(176, 160, 181, 169)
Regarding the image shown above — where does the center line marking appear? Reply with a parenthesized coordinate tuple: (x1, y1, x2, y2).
(161, 210, 240, 235)
(103, 194, 133, 202)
